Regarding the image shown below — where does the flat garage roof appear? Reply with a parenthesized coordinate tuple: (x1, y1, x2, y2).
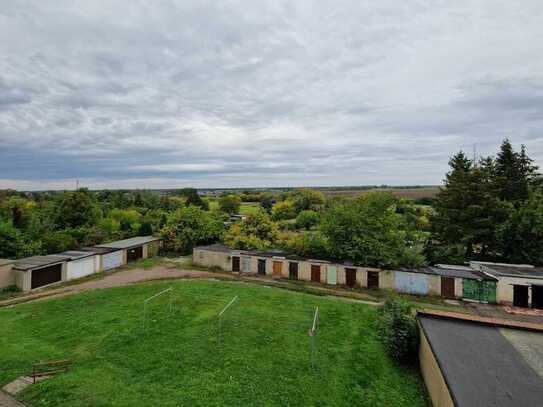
(419, 314, 543, 407)
(13, 255, 69, 271)
(57, 250, 96, 261)
(96, 236, 161, 250)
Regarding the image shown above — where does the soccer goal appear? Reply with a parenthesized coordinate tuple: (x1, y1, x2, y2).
(217, 295, 239, 346)
(142, 287, 175, 332)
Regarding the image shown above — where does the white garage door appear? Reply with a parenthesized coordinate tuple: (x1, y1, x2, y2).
(66, 257, 96, 280)
(241, 257, 251, 273)
(103, 251, 124, 271)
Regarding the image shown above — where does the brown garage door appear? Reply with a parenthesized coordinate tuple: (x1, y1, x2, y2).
(311, 265, 321, 282)
(31, 264, 62, 289)
(232, 256, 240, 272)
(127, 246, 143, 262)
(532, 285, 543, 309)
(345, 268, 356, 287)
(289, 262, 298, 280)
(272, 261, 282, 278)
(367, 271, 379, 289)
(513, 285, 529, 308)
(441, 277, 455, 299)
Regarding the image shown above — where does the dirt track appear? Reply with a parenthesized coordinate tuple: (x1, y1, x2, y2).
(0, 266, 228, 306)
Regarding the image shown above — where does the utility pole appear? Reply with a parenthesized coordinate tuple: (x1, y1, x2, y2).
(76, 179, 79, 191)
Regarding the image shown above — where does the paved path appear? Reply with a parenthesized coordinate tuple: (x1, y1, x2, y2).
(0, 266, 386, 308)
(0, 391, 24, 407)
(0, 266, 223, 307)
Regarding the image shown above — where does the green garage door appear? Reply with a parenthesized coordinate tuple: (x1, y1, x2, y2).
(463, 279, 496, 304)
(327, 265, 337, 285)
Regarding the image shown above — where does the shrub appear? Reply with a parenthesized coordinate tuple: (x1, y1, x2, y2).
(379, 297, 419, 364)
(295, 210, 320, 230)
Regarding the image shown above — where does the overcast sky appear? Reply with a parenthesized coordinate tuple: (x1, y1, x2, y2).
(1, 1, 543, 190)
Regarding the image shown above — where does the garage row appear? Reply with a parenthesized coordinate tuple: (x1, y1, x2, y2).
(193, 244, 543, 307)
(0, 236, 162, 292)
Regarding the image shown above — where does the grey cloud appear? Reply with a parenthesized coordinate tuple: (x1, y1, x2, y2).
(1, 0, 543, 189)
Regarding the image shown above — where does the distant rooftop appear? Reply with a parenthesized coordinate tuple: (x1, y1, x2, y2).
(96, 236, 161, 250)
(475, 263, 543, 279)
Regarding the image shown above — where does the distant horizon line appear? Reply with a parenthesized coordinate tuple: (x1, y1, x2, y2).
(6, 184, 442, 193)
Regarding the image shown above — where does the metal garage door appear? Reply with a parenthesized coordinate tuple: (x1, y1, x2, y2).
(103, 251, 124, 271)
(395, 271, 428, 295)
(327, 265, 337, 285)
(66, 257, 95, 280)
(127, 246, 143, 262)
(462, 279, 497, 304)
(241, 257, 251, 273)
(31, 264, 62, 289)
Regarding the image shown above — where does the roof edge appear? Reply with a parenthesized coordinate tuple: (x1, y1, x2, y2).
(417, 309, 543, 333)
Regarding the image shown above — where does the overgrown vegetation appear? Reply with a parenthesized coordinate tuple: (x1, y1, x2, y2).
(379, 297, 419, 365)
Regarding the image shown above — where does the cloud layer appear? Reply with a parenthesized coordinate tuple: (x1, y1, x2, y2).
(1, 1, 543, 190)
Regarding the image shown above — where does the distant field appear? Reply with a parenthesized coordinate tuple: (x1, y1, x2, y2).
(239, 202, 260, 215)
(323, 187, 440, 200)
(0, 281, 427, 406)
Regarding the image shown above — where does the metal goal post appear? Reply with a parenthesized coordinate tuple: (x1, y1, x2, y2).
(142, 287, 174, 331)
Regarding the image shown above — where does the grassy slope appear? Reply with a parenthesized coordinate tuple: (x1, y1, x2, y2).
(0, 281, 427, 406)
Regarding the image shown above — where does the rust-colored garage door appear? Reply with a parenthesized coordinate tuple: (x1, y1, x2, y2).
(345, 268, 356, 287)
(311, 265, 321, 282)
(272, 261, 282, 278)
(367, 271, 379, 289)
(441, 277, 455, 299)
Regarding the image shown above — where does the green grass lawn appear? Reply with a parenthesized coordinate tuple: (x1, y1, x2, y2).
(0, 281, 427, 406)
(239, 202, 261, 215)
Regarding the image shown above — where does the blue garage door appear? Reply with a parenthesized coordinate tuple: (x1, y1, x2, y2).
(394, 271, 428, 295)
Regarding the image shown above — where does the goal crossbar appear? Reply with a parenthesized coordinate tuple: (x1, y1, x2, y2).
(218, 295, 239, 317)
(144, 287, 173, 304)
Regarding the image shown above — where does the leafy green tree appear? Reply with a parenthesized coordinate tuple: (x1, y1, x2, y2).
(289, 189, 325, 213)
(56, 189, 101, 229)
(320, 192, 418, 267)
(97, 217, 121, 239)
(219, 194, 241, 215)
(0, 221, 23, 258)
(180, 188, 209, 210)
(108, 209, 142, 236)
(259, 193, 275, 212)
(161, 206, 223, 253)
(224, 209, 278, 250)
(271, 200, 297, 220)
(42, 231, 77, 253)
(295, 210, 320, 230)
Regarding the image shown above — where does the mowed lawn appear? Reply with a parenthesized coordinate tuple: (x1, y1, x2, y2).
(0, 281, 427, 406)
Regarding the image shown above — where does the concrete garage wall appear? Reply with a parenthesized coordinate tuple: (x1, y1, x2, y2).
(419, 327, 455, 407)
(495, 276, 543, 305)
(0, 263, 15, 289)
(193, 248, 231, 270)
(378, 270, 395, 289)
(15, 269, 30, 292)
